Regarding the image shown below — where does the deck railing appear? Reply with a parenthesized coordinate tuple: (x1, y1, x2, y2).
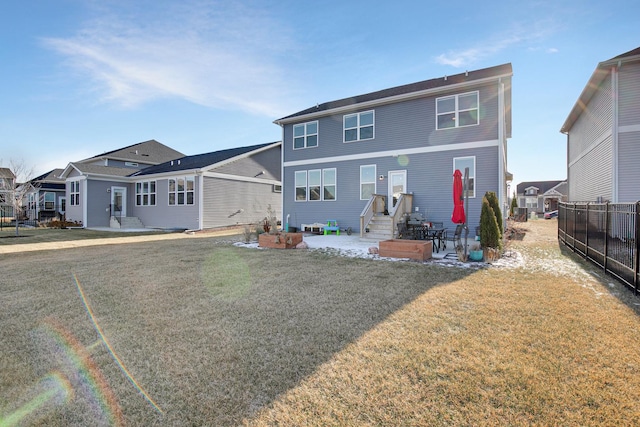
(558, 201, 640, 294)
(359, 193, 413, 238)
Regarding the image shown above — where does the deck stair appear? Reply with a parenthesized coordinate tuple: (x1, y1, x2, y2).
(361, 214, 395, 241)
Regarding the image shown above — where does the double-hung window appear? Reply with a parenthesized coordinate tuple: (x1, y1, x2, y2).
(44, 192, 55, 210)
(344, 111, 374, 142)
(453, 157, 475, 198)
(136, 180, 156, 206)
(70, 181, 80, 206)
(360, 165, 376, 200)
(169, 177, 195, 205)
(437, 91, 479, 130)
(295, 168, 337, 201)
(293, 121, 318, 149)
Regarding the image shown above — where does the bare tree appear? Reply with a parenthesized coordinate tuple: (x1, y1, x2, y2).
(0, 159, 36, 236)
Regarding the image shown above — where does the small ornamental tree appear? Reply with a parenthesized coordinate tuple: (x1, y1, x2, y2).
(484, 191, 503, 237)
(510, 192, 518, 217)
(480, 196, 501, 250)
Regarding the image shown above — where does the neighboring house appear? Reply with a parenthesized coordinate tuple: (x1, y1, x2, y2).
(60, 139, 282, 230)
(23, 169, 66, 222)
(561, 46, 640, 202)
(0, 167, 16, 218)
(274, 63, 513, 239)
(516, 180, 567, 216)
(130, 141, 282, 230)
(60, 139, 185, 228)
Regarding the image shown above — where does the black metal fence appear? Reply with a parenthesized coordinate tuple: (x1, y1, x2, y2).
(558, 201, 639, 294)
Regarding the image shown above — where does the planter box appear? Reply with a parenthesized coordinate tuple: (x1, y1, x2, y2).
(258, 232, 303, 249)
(379, 239, 432, 261)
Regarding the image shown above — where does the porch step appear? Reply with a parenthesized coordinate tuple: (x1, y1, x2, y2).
(361, 215, 395, 241)
(110, 216, 145, 229)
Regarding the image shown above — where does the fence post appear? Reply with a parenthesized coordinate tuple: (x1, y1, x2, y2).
(635, 201, 640, 295)
(585, 203, 590, 260)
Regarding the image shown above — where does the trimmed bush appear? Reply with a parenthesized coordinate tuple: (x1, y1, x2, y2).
(480, 196, 502, 250)
(484, 191, 503, 237)
(510, 192, 518, 217)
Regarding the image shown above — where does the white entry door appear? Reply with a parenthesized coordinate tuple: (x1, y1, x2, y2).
(111, 187, 127, 217)
(388, 170, 407, 212)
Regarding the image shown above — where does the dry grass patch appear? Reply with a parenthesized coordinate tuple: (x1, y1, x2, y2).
(246, 221, 640, 426)
(3, 222, 640, 426)
(0, 237, 469, 426)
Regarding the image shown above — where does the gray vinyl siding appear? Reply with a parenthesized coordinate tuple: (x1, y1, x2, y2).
(132, 178, 199, 230)
(201, 177, 281, 229)
(619, 63, 640, 127)
(566, 72, 614, 202)
(85, 180, 119, 227)
(214, 147, 281, 181)
(568, 134, 613, 202)
(65, 182, 83, 225)
(617, 131, 640, 202)
(283, 145, 497, 234)
(283, 82, 501, 163)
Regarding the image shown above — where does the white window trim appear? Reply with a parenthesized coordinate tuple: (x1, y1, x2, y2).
(323, 168, 337, 201)
(293, 121, 319, 150)
(453, 156, 476, 199)
(436, 91, 479, 130)
(168, 176, 195, 206)
(70, 180, 80, 206)
(360, 164, 377, 200)
(295, 168, 337, 202)
(344, 110, 375, 143)
(135, 180, 157, 206)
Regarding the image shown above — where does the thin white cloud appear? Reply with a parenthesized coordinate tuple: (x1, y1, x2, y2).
(435, 21, 558, 68)
(42, 1, 294, 116)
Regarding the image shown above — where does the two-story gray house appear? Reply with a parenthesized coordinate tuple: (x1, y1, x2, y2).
(275, 63, 513, 239)
(516, 180, 567, 216)
(561, 46, 640, 202)
(24, 169, 66, 222)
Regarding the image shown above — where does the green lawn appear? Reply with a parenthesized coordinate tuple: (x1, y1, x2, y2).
(2, 221, 640, 426)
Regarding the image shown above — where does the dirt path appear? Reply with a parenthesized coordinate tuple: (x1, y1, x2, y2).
(0, 229, 241, 255)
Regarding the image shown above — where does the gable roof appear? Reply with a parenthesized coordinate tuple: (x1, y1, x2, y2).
(561, 46, 640, 133)
(77, 139, 184, 165)
(133, 142, 280, 177)
(517, 180, 565, 195)
(0, 167, 15, 180)
(31, 169, 65, 183)
(275, 63, 513, 124)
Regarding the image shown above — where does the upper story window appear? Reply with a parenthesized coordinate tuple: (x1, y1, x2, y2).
(453, 156, 476, 198)
(344, 111, 374, 142)
(526, 187, 538, 196)
(169, 177, 195, 205)
(437, 91, 479, 130)
(293, 121, 318, 149)
(70, 181, 80, 206)
(136, 180, 156, 206)
(44, 192, 55, 210)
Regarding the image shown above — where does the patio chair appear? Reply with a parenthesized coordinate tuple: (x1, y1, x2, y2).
(431, 221, 447, 249)
(396, 221, 411, 239)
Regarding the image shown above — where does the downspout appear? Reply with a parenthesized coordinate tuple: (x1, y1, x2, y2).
(279, 123, 285, 231)
(497, 79, 506, 228)
(82, 176, 88, 228)
(612, 65, 619, 202)
(198, 171, 204, 231)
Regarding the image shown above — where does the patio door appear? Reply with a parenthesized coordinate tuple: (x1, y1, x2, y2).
(388, 170, 407, 212)
(111, 187, 126, 217)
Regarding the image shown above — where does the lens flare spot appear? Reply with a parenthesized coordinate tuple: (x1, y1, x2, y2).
(201, 248, 252, 299)
(397, 155, 409, 167)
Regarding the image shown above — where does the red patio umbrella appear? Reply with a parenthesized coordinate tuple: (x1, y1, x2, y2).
(451, 169, 466, 224)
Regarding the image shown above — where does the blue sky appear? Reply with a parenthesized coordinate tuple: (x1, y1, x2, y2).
(1, 0, 638, 192)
